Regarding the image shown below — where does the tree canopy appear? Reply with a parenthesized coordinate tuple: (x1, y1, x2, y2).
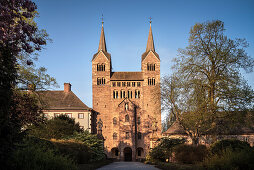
(162, 20, 254, 144)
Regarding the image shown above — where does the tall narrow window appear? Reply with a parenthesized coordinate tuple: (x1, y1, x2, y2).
(125, 103, 128, 110)
(113, 132, 117, 140)
(127, 82, 131, 87)
(147, 63, 155, 71)
(128, 90, 132, 98)
(137, 82, 141, 87)
(125, 114, 129, 122)
(148, 78, 155, 86)
(112, 82, 116, 87)
(117, 82, 121, 87)
(121, 90, 125, 98)
(97, 77, 105, 85)
(113, 90, 118, 99)
(113, 117, 117, 124)
(138, 132, 142, 139)
(132, 82, 135, 87)
(137, 117, 141, 125)
(97, 78, 101, 85)
(122, 82, 126, 87)
(135, 90, 140, 99)
(125, 132, 130, 139)
(97, 64, 105, 71)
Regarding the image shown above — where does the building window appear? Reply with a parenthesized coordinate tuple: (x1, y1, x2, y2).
(127, 90, 132, 98)
(125, 132, 130, 139)
(54, 113, 60, 117)
(121, 90, 125, 98)
(117, 82, 121, 87)
(147, 63, 155, 71)
(137, 117, 141, 125)
(112, 82, 116, 87)
(113, 132, 117, 140)
(97, 77, 105, 85)
(125, 103, 128, 110)
(148, 78, 155, 86)
(113, 90, 118, 99)
(78, 113, 84, 119)
(137, 82, 141, 87)
(135, 90, 140, 98)
(66, 113, 72, 118)
(127, 82, 131, 87)
(125, 114, 129, 122)
(122, 82, 126, 87)
(97, 63, 105, 71)
(132, 82, 135, 87)
(138, 132, 142, 139)
(113, 117, 117, 124)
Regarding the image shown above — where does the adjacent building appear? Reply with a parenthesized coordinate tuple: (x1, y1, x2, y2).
(36, 83, 96, 133)
(92, 21, 161, 161)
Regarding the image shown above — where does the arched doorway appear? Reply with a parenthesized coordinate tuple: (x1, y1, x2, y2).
(136, 147, 144, 158)
(124, 147, 132, 161)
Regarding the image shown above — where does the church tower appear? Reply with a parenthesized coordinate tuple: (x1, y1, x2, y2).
(92, 20, 161, 161)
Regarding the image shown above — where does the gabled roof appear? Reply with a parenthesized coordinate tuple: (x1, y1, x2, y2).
(35, 91, 90, 110)
(163, 121, 187, 135)
(92, 50, 111, 61)
(141, 50, 160, 61)
(111, 72, 144, 81)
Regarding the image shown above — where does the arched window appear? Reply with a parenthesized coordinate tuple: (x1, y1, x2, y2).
(113, 132, 117, 140)
(113, 117, 117, 124)
(97, 63, 105, 71)
(147, 63, 155, 71)
(138, 132, 142, 139)
(137, 117, 141, 125)
(125, 114, 129, 122)
(97, 77, 105, 85)
(128, 90, 132, 98)
(135, 90, 140, 98)
(121, 90, 125, 98)
(125, 103, 128, 110)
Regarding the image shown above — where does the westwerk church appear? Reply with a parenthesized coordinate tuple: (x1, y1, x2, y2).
(37, 21, 254, 161)
(92, 21, 161, 161)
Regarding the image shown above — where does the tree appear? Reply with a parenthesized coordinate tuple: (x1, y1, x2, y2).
(162, 20, 254, 144)
(0, 0, 50, 167)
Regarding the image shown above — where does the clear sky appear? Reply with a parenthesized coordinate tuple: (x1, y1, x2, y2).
(33, 0, 254, 119)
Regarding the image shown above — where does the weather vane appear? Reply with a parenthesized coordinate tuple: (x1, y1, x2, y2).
(101, 14, 104, 26)
(149, 16, 152, 24)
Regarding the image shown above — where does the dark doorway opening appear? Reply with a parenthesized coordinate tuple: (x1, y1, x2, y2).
(124, 147, 132, 161)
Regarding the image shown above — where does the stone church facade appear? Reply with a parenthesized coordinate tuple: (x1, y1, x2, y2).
(92, 22, 161, 161)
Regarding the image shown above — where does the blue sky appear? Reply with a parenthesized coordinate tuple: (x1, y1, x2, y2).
(33, 0, 254, 118)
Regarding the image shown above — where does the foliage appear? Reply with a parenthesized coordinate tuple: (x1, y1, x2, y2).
(29, 114, 82, 139)
(50, 139, 90, 164)
(0, 0, 50, 167)
(69, 131, 105, 162)
(10, 137, 77, 170)
(203, 148, 254, 170)
(149, 138, 185, 162)
(210, 139, 251, 155)
(161, 20, 254, 144)
(174, 144, 208, 164)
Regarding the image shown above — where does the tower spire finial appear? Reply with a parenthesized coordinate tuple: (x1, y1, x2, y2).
(98, 15, 107, 52)
(101, 14, 104, 26)
(146, 17, 155, 52)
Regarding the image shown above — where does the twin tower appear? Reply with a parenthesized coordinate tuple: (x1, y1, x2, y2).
(92, 21, 161, 161)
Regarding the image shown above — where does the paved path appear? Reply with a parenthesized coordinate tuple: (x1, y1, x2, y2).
(97, 162, 160, 170)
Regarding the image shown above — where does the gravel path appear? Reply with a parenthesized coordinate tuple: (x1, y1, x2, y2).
(97, 162, 160, 170)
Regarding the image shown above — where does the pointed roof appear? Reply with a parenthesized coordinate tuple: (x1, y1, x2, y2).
(98, 24, 107, 52)
(142, 22, 160, 61)
(146, 23, 155, 52)
(92, 23, 111, 61)
(163, 121, 187, 135)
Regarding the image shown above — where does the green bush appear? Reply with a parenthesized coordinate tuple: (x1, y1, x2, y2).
(29, 114, 82, 139)
(11, 137, 77, 170)
(69, 131, 105, 162)
(148, 138, 185, 162)
(210, 139, 251, 155)
(203, 148, 254, 170)
(50, 139, 90, 164)
(174, 144, 208, 164)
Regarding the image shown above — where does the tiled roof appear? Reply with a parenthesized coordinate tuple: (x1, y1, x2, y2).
(35, 91, 90, 110)
(111, 72, 144, 81)
(163, 121, 187, 135)
(142, 50, 160, 61)
(92, 51, 111, 61)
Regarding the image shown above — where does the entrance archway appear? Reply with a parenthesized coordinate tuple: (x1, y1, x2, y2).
(124, 147, 132, 161)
